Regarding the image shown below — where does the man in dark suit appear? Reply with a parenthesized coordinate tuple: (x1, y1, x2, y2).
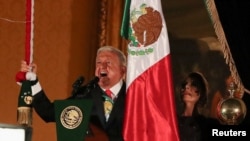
(19, 46, 127, 141)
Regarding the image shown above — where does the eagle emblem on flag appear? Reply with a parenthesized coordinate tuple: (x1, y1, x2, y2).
(129, 4, 163, 47)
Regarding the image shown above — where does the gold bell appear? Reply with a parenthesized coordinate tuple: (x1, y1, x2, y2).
(217, 82, 247, 125)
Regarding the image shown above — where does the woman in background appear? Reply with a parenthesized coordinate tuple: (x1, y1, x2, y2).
(178, 72, 219, 141)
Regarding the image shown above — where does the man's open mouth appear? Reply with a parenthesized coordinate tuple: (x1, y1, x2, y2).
(100, 71, 107, 77)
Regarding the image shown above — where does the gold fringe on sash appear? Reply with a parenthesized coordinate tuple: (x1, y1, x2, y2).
(17, 106, 33, 126)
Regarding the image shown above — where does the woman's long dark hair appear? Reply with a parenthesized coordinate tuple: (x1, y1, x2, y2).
(180, 72, 208, 116)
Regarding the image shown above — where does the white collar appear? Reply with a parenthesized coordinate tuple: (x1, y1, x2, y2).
(103, 79, 123, 97)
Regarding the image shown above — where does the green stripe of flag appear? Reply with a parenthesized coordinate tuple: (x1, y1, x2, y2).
(120, 0, 131, 39)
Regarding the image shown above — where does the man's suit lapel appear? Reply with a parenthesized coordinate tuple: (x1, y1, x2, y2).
(106, 82, 126, 126)
(91, 88, 106, 128)
(91, 82, 126, 128)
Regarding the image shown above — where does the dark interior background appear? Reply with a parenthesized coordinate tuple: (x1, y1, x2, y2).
(161, 0, 232, 116)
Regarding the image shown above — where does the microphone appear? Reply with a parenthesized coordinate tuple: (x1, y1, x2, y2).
(85, 77, 99, 91)
(72, 76, 84, 88)
(82, 76, 99, 97)
(71, 76, 85, 96)
(86, 77, 99, 87)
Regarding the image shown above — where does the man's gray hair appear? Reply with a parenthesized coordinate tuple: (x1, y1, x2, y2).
(97, 46, 127, 67)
